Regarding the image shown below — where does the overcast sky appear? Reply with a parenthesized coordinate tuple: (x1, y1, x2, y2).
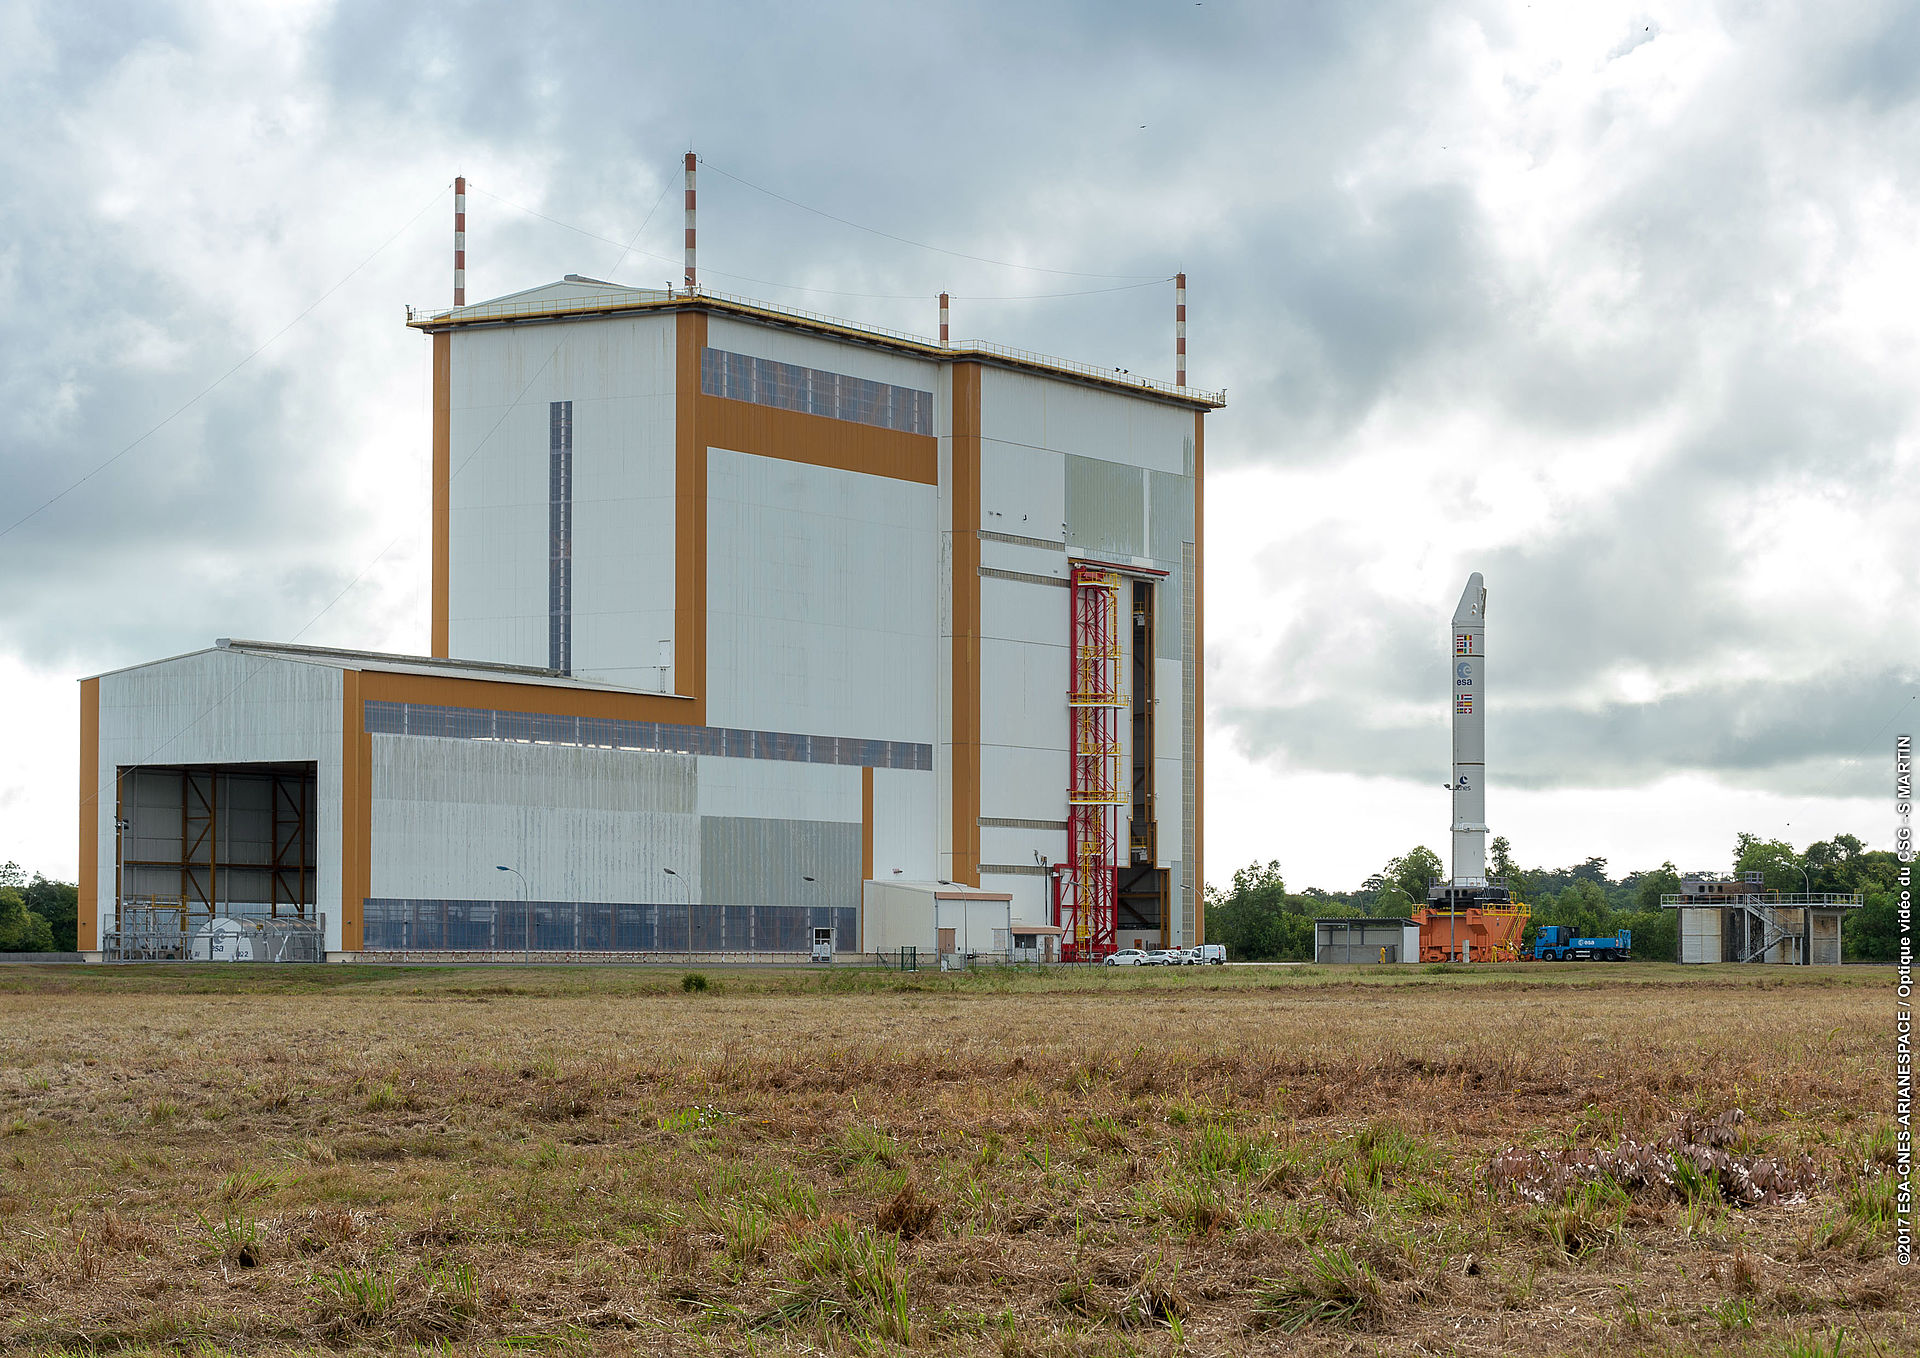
(2, 0, 1914, 892)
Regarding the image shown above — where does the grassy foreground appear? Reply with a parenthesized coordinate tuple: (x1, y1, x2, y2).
(0, 963, 1907, 1355)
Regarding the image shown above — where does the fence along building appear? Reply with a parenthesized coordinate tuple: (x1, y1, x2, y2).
(78, 278, 1222, 959)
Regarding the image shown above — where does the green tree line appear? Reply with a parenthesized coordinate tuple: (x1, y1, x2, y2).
(1205, 831, 1903, 964)
(0, 862, 79, 953)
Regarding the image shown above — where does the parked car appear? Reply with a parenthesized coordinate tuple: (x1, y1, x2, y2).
(1105, 948, 1148, 966)
(1143, 949, 1179, 966)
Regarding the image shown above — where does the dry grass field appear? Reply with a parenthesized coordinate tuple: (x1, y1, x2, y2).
(0, 962, 1907, 1356)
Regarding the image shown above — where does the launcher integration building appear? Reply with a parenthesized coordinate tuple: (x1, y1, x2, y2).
(79, 267, 1222, 961)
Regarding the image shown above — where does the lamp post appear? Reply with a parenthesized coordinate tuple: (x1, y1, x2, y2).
(662, 867, 687, 959)
(496, 865, 528, 965)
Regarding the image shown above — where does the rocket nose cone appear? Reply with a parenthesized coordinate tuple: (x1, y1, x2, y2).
(1452, 572, 1487, 626)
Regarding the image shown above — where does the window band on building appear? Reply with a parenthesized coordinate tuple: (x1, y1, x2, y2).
(362, 898, 858, 955)
(362, 699, 932, 771)
(701, 347, 933, 436)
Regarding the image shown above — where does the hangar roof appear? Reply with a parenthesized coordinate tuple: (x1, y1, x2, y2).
(87, 638, 664, 694)
(406, 276, 1227, 411)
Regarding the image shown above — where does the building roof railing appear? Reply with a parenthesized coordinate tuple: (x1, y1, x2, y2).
(406, 284, 1227, 409)
(1660, 891, 1865, 909)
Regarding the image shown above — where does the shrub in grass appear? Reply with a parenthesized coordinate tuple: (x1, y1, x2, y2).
(1532, 1179, 1629, 1260)
(312, 1262, 479, 1340)
(317, 1266, 395, 1323)
(1182, 1120, 1275, 1181)
(1253, 1246, 1387, 1333)
(1843, 1172, 1895, 1234)
(1783, 1328, 1850, 1358)
(790, 1219, 912, 1343)
(207, 1212, 263, 1267)
(682, 972, 710, 993)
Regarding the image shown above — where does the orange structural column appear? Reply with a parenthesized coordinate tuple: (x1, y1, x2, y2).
(675, 311, 709, 722)
(339, 670, 372, 951)
(950, 363, 982, 887)
(77, 678, 100, 952)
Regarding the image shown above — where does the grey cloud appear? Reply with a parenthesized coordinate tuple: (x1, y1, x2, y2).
(2, 0, 1913, 839)
(1223, 664, 1917, 799)
(1808, 2, 1920, 112)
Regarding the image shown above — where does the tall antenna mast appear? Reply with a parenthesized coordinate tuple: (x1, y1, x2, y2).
(453, 176, 467, 306)
(683, 153, 697, 290)
(1175, 272, 1187, 387)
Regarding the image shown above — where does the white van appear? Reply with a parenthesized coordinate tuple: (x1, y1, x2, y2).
(1192, 944, 1226, 965)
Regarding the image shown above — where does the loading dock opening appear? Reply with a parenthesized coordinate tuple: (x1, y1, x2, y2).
(107, 761, 319, 959)
(1116, 579, 1169, 946)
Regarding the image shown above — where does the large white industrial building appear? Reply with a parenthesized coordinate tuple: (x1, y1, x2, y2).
(79, 273, 1222, 961)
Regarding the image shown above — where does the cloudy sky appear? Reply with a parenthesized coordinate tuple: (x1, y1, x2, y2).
(2, 0, 1914, 891)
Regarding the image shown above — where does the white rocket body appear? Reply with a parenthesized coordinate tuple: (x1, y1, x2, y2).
(1450, 573, 1488, 888)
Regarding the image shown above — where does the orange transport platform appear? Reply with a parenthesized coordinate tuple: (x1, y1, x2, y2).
(1413, 902, 1531, 963)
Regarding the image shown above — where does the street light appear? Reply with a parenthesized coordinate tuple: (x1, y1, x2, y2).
(662, 867, 688, 958)
(496, 865, 529, 965)
(801, 875, 820, 959)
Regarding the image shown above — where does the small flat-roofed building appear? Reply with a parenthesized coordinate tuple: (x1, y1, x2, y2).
(861, 880, 1015, 965)
(1314, 917, 1420, 965)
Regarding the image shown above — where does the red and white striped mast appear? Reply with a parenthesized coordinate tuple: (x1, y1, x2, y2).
(939, 291, 950, 345)
(683, 152, 697, 291)
(1175, 271, 1186, 387)
(453, 176, 467, 306)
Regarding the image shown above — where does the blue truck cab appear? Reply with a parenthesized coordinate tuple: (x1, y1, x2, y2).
(1532, 925, 1632, 961)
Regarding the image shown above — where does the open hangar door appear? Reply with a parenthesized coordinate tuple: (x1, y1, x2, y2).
(111, 762, 320, 960)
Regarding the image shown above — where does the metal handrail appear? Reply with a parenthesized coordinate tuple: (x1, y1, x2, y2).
(407, 285, 1226, 405)
(1660, 891, 1864, 907)
(950, 336, 1223, 404)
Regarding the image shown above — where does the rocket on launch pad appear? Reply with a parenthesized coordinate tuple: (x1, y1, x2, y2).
(1415, 571, 1527, 960)
(1449, 572, 1488, 889)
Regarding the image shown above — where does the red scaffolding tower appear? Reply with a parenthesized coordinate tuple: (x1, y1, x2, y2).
(1060, 564, 1125, 961)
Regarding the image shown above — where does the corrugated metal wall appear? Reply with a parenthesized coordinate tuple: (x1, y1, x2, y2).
(1147, 471, 1193, 564)
(1065, 454, 1145, 558)
(1810, 911, 1842, 965)
(369, 735, 699, 905)
(1679, 907, 1719, 963)
(96, 650, 345, 949)
(700, 815, 860, 910)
